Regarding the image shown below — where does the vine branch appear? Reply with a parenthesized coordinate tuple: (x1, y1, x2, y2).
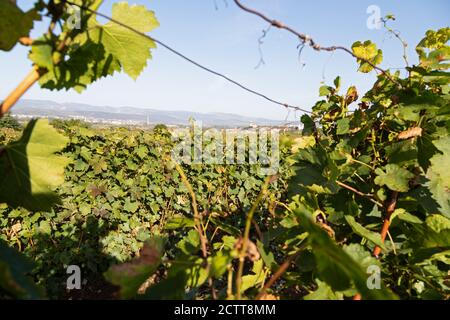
(336, 181, 383, 208)
(174, 163, 208, 259)
(233, 0, 402, 88)
(236, 176, 271, 299)
(255, 253, 298, 300)
(0, 67, 41, 117)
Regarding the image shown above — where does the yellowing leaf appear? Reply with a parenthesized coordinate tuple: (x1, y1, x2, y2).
(351, 40, 383, 73)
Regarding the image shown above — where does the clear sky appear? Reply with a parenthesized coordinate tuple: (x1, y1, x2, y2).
(1, 0, 449, 120)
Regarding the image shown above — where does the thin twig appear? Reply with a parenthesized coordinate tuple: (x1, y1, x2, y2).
(386, 230, 397, 255)
(236, 176, 271, 299)
(174, 163, 208, 259)
(233, 0, 402, 88)
(336, 181, 383, 208)
(381, 18, 409, 68)
(255, 253, 298, 300)
(255, 25, 272, 69)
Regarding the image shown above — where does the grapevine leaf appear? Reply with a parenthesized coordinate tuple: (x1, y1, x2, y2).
(351, 41, 383, 73)
(345, 216, 386, 250)
(209, 252, 232, 278)
(0, 1, 39, 51)
(28, 37, 53, 70)
(123, 198, 139, 213)
(141, 271, 187, 299)
(319, 85, 332, 97)
(336, 118, 350, 135)
(392, 208, 423, 224)
(426, 214, 450, 233)
(417, 133, 440, 172)
(416, 28, 450, 70)
(30, 36, 121, 92)
(104, 235, 165, 299)
(343, 243, 380, 270)
(426, 136, 450, 217)
(418, 215, 450, 249)
(86, 2, 159, 79)
(241, 259, 265, 293)
(298, 210, 397, 299)
(164, 215, 195, 229)
(0, 240, 45, 299)
(304, 279, 342, 300)
(374, 164, 414, 192)
(0, 119, 69, 211)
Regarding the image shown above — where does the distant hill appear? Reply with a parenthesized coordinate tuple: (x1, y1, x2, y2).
(10, 99, 287, 127)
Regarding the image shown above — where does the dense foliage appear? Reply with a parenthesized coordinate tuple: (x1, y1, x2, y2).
(0, 123, 292, 298)
(0, 113, 21, 130)
(0, 0, 449, 300)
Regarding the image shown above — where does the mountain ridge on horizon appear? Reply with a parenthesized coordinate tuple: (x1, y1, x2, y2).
(9, 99, 292, 127)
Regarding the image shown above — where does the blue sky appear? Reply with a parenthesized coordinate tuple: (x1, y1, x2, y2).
(1, 0, 449, 120)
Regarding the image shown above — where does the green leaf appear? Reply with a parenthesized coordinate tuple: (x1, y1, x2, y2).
(0, 1, 39, 51)
(319, 85, 332, 97)
(417, 134, 440, 172)
(142, 271, 187, 300)
(297, 210, 397, 299)
(290, 135, 316, 153)
(104, 235, 165, 299)
(345, 216, 386, 250)
(30, 35, 121, 92)
(176, 230, 200, 255)
(256, 240, 276, 270)
(209, 252, 232, 278)
(0, 240, 44, 299)
(123, 198, 139, 213)
(336, 118, 350, 135)
(304, 279, 341, 300)
(135, 145, 149, 159)
(86, 2, 159, 79)
(241, 259, 265, 292)
(38, 220, 52, 234)
(28, 37, 53, 70)
(333, 76, 341, 92)
(0, 119, 69, 211)
(374, 164, 414, 192)
(164, 215, 195, 230)
(426, 214, 450, 233)
(343, 243, 380, 271)
(392, 208, 423, 224)
(301, 115, 315, 136)
(79, 203, 91, 215)
(426, 136, 450, 217)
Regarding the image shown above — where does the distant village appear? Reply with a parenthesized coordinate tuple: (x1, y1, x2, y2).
(12, 113, 302, 131)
